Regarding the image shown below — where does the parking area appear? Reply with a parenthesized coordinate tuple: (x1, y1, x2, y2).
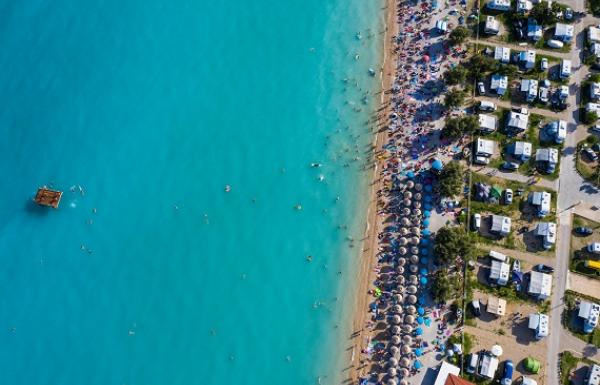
(570, 214, 600, 278)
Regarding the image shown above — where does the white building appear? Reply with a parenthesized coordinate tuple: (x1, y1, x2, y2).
(591, 83, 600, 101)
(519, 50, 537, 69)
(476, 138, 495, 157)
(529, 191, 551, 217)
(506, 111, 529, 132)
(555, 23, 574, 42)
(579, 301, 600, 334)
(487, 296, 507, 316)
(485, 16, 500, 34)
(535, 222, 557, 249)
(528, 313, 549, 339)
(588, 364, 600, 385)
(490, 215, 511, 236)
(528, 271, 552, 300)
(517, 0, 533, 12)
(494, 46, 511, 63)
(433, 361, 461, 385)
(589, 26, 600, 43)
(592, 43, 600, 59)
(490, 260, 510, 286)
(436, 20, 448, 33)
(491, 74, 508, 95)
(521, 79, 538, 102)
(535, 148, 559, 173)
(487, 0, 511, 10)
(479, 354, 499, 379)
(479, 114, 498, 133)
(560, 59, 572, 79)
(511, 141, 533, 161)
(528, 19, 543, 41)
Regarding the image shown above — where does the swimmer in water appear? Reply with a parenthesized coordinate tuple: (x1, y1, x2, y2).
(224, 185, 231, 192)
(306, 255, 313, 262)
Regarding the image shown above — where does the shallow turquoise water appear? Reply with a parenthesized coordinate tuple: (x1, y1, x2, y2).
(0, 0, 383, 383)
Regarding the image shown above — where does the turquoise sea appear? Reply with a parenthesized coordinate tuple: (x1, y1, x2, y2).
(0, 0, 383, 384)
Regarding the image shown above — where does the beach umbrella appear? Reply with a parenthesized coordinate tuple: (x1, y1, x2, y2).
(421, 257, 428, 264)
(407, 295, 417, 304)
(392, 315, 402, 324)
(409, 275, 418, 285)
(414, 193, 422, 201)
(397, 257, 406, 266)
(410, 254, 419, 264)
(424, 318, 431, 327)
(415, 183, 423, 191)
(410, 246, 419, 255)
(396, 284, 405, 293)
(409, 264, 418, 273)
(424, 203, 433, 210)
(423, 54, 430, 62)
(417, 316, 424, 325)
(411, 226, 420, 234)
(403, 191, 412, 199)
(391, 325, 401, 335)
(402, 335, 412, 344)
(420, 277, 428, 285)
(491, 345, 503, 356)
(402, 324, 413, 333)
(411, 236, 420, 245)
(415, 327, 423, 335)
(396, 266, 405, 274)
(413, 201, 421, 209)
(388, 367, 397, 377)
(424, 184, 433, 192)
(397, 276, 405, 285)
(423, 195, 432, 203)
(412, 217, 421, 226)
(415, 347, 423, 356)
(399, 247, 407, 255)
(393, 293, 403, 303)
(400, 378, 409, 385)
(420, 238, 429, 246)
(401, 344, 411, 354)
(417, 307, 425, 317)
(420, 248, 429, 255)
(420, 268, 428, 275)
(403, 198, 411, 206)
(389, 357, 398, 367)
(431, 159, 443, 171)
(393, 304, 403, 314)
(391, 335, 401, 345)
(401, 210, 411, 219)
(414, 360, 423, 369)
(406, 180, 415, 189)
(412, 209, 421, 216)
(388, 379, 397, 385)
(407, 285, 417, 294)
(390, 345, 400, 355)
(406, 171, 415, 179)
(422, 228, 431, 235)
(423, 210, 431, 218)
(398, 237, 407, 246)
(400, 226, 409, 235)
(400, 357, 411, 368)
(406, 306, 416, 314)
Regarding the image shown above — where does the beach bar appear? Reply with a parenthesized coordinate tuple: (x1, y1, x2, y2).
(34, 187, 63, 208)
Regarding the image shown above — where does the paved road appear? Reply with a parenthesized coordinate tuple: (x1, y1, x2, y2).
(475, 95, 567, 119)
(474, 166, 558, 189)
(469, 37, 572, 59)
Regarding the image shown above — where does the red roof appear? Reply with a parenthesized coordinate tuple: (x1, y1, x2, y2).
(445, 374, 475, 385)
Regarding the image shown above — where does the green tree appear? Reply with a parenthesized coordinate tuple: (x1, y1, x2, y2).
(468, 54, 497, 79)
(431, 270, 453, 302)
(449, 26, 471, 46)
(433, 226, 471, 264)
(444, 89, 466, 109)
(444, 66, 468, 85)
(585, 111, 599, 124)
(437, 162, 465, 197)
(530, 2, 563, 25)
(441, 115, 479, 139)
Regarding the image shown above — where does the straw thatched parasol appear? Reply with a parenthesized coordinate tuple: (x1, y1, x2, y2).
(400, 369, 409, 378)
(388, 367, 397, 377)
(406, 305, 416, 314)
(391, 335, 401, 345)
(400, 357, 410, 367)
(402, 335, 412, 345)
(393, 293, 403, 303)
(412, 217, 421, 225)
(404, 315, 415, 324)
(415, 183, 423, 191)
(393, 304, 403, 314)
(388, 379, 397, 385)
(409, 264, 418, 273)
(397, 276, 405, 285)
(399, 247, 407, 255)
(397, 266, 405, 274)
(400, 226, 409, 235)
(407, 285, 417, 294)
(391, 325, 401, 335)
(410, 246, 419, 254)
(412, 209, 421, 216)
(411, 226, 420, 235)
(409, 275, 418, 285)
(398, 237, 407, 246)
(413, 201, 421, 209)
(407, 295, 417, 304)
(390, 345, 400, 355)
(403, 198, 411, 206)
(389, 357, 398, 367)
(402, 324, 413, 333)
(401, 344, 411, 354)
(406, 180, 415, 189)
(414, 193, 422, 200)
(396, 285, 405, 293)
(397, 257, 406, 266)
(410, 254, 419, 264)
(392, 315, 402, 324)
(403, 191, 412, 199)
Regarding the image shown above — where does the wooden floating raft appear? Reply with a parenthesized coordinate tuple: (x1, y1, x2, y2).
(34, 187, 63, 208)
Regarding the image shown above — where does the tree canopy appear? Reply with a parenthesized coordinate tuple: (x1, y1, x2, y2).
(530, 1, 564, 25)
(444, 66, 468, 86)
(449, 26, 471, 46)
(444, 89, 466, 109)
(441, 115, 479, 139)
(433, 225, 471, 264)
(436, 162, 465, 197)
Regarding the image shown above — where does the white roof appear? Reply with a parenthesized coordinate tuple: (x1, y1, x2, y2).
(490, 260, 510, 284)
(479, 114, 497, 132)
(561, 60, 572, 77)
(528, 313, 549, 337)
(487, 296, 507, 315)
(522, 378, 538, 385)
(555, 23, 574, 38)
(590, 27, 600, 43)
(587, 103, 600, 113)
(517, 0, 533, 11)
(507, 111, 529, 130)
(519, 50, 536, 64)
(578, 301, 600, 327)
(589, 364, 600, 385)
(513, 141, 533, 156)
(491, 74, 508, 93)
(535, 148, 559, 164)
(591, 83, 600, 100)
(536, 222, 557, 245)
(479, 354, 499, 378)
(485, 16, 500, 32)
(434, 361, 461, 385)
(494, 46, 511, 63)
(476, 138, 495, 156)
(521, 79, 539, 96)
(529, 271, 552, 297)
(436, 20, 448, 32)
(530, 191, 552, 215)
(488, 0, 511, 9)
(491, 215, 511, 234)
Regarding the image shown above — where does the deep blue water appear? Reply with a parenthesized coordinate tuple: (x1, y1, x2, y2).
(0, 0, 383, 383)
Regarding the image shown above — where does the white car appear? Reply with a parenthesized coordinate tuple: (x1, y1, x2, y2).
(588, 242, 600, 254)
(540, 58, 549, 71)
(472, 213, 482, 230)
(478, 82, 486, 95)
(504, 189, 513, 205)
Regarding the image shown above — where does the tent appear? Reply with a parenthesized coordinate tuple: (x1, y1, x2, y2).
(491, 185, 503, 199)
(524, 357, 541, 374)
(431, 159, 443, 171)
(416, 327, 423, 335)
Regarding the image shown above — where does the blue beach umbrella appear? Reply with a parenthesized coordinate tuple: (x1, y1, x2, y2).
(420, 248, 429, 255)
(431, 159, 443, 171)
(424, 185, 433, 192)
(417, 316, 424, 325)
(420, 239, 429, 246)
(422, 228, 431, 235)
(417, 306, 425, 315)
(414, 360, 423, 369)
(415, 347, 423, 356)
(407, 171, 415, 179)
(418, 295, 426, 305)
(416, 327, 423, 335)
(421, 257, 428, 264)
(424, 318, 432, 327)
(420, 277, 428, 285)
(424, 203, 433, 210)
(423, 210, 431, 218)
(424, 195, 432, 202)
(420, 268, 428, 275)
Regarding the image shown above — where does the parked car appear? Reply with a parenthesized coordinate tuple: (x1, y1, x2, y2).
(582, 147, 599, 161)
(575, 227, 594, 236)
(472, 213, 482, 230)
(547, 39, 564, 49)
(592, 124, 600, 133)
(504, 189, 513, 205)
(471, 299, 481, 317)
(502, 161, 519, 171)
(478, 81, 486, 95)
(540, 58, 549, 71)
(588, 242, 600, 254)
(501, 360, 514, 385)
(539, 87, 549, 103)
(535, 264, 554, 274)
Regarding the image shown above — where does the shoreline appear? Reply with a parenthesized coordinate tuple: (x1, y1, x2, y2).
(345, 0, 398, 382)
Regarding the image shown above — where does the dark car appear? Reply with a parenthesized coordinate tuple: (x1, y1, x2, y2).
(583, 147, 599, 161)
(535, 264, 554, 274)
(592, 143, 600, 152)
(501, 360, 514, 385)
(502, 161, 519, 171)
(575, 227, 594, 236)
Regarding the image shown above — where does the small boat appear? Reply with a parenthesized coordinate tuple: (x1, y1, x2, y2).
(368, 68, 376, 76)
(310, 163, 322, 168)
